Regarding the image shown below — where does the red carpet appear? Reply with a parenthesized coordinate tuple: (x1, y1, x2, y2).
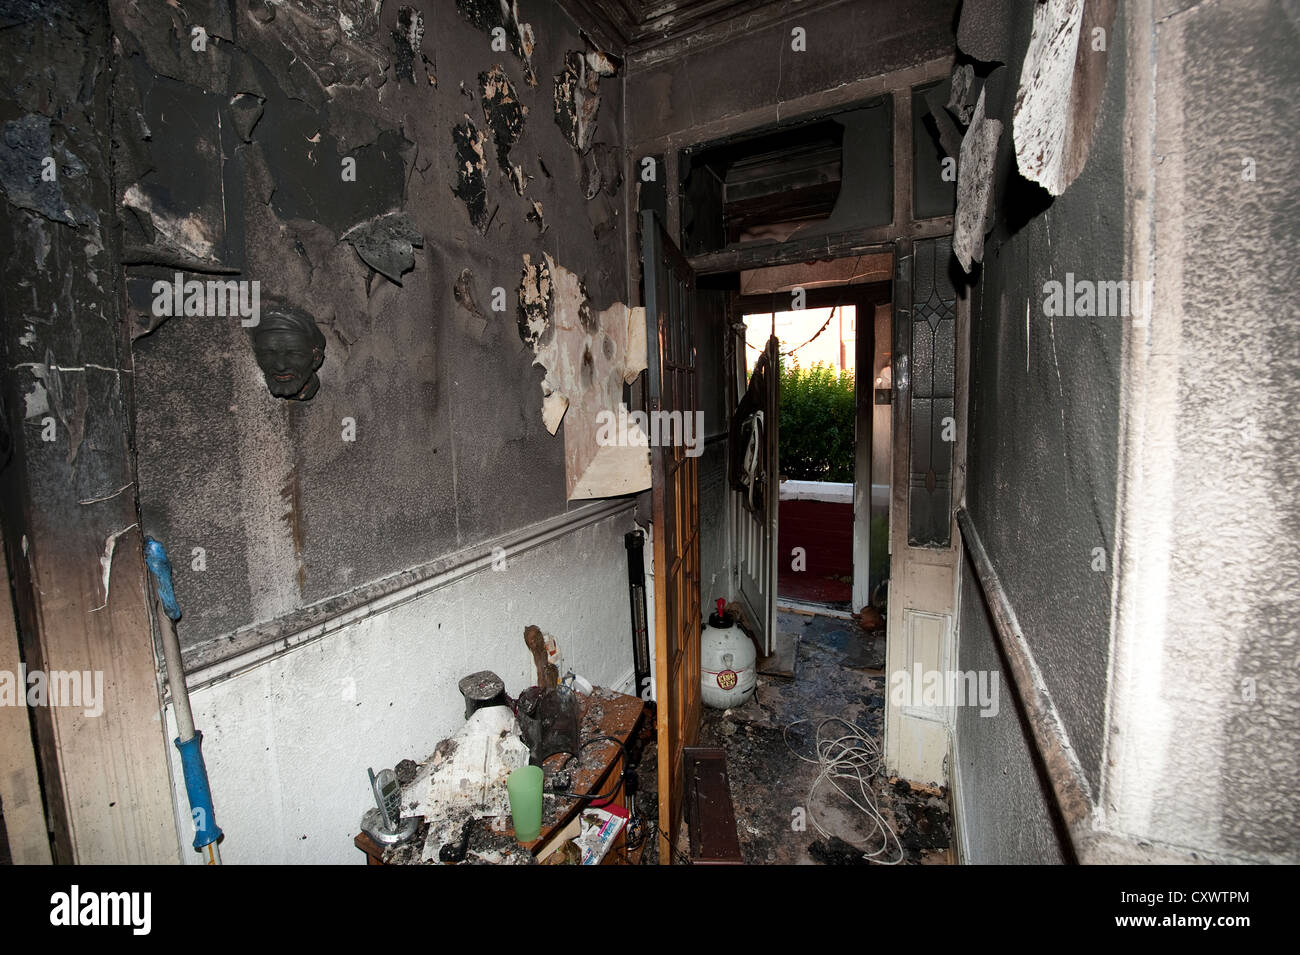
(777, 499, 853, 605)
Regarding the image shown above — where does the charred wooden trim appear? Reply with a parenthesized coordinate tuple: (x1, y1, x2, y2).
(624, 0, 858, 69)
(955, 507, 1094, 857)
(630, 57, 954, 157)
(738, 281, 890, 316)
(892, 86, 912, 230)
(687, 220, 949, 276)
(554, 0, 632, 53)
(182, 499, 636, 688)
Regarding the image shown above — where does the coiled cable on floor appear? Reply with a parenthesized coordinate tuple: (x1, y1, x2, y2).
(783, 716, 904, 865)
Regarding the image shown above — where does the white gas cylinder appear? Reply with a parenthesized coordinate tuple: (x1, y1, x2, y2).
(701, 599, 757, 709)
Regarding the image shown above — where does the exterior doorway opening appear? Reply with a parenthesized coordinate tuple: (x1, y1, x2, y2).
(738, 279, 892, 619)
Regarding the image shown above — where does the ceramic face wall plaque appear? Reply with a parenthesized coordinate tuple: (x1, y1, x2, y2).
(250, 304, 326, 401)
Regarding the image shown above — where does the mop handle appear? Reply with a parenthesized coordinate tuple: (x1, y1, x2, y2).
(143, 537, 181, 621)
(144, 538, 223, 858)
(144, 538, 193, 737)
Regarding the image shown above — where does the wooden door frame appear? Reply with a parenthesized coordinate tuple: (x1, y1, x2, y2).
(631, 59, 962, 845)
(0, 0, 180, 855)
(737, 281, 892, 614)
(882, 234, 966, 785)
(0, 535, 52, 863)
(642, 211, 703, 864)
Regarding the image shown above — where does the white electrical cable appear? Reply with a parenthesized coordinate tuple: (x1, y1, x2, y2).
(783, 716, 904, 865)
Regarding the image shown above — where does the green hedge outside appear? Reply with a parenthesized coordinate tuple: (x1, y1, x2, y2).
(778, 359, 855, 482)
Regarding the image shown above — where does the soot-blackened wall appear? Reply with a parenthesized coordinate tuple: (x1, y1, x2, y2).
(955, 2, 1127, 862)
(114, 0, 630, 663)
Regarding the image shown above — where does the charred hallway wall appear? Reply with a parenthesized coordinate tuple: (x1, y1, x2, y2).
(955, 0, 1300, 864)
(952, 3, 1127, 862)
(117, 0, 636, 863)
(117, 0, 630, 662)
(5, 0, 638, 863)
(1102, 0, 1300, 864)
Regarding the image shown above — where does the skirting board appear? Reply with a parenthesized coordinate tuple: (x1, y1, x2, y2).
(949, 732, 970, 865)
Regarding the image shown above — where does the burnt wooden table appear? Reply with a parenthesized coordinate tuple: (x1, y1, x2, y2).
(354, 688, 646, 865)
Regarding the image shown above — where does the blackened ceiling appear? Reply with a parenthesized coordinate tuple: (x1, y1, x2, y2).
(557, 0, 850, 59)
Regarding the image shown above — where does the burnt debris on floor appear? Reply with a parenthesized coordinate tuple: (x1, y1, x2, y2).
(694, 610, 954, 865)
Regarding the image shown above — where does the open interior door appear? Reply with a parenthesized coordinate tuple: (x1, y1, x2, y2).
(730, 331, 779, 656)
(641, 211, 702, 864)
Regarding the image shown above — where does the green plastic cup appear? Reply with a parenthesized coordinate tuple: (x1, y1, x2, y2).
(507, 765, 544, 843)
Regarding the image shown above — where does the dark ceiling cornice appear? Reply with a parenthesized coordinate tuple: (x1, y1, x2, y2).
(554, 0, 856, 66)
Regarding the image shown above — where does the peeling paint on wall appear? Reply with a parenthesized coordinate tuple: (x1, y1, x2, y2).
(261, 112, 411, 236)
(243, 0, 389, 99)
(23, 379, 49, 419)
(111, 65, 254, 272)
(456, 0, 536, 86)
(553, 51, 615, 155)
(342, 211, 424, 285)
(519, 255, 649, 500)
(229, 92, 266, 142)
(1013, 0, 1116, 196)
(480, 65, 528, 195)
(947, 64, 976, 125)
(0, 114, 96, 226)
(527, 199, 546, 235)
(122, 182, 219, 265)
(1014, 0, 1084, 195)
(582, 142, 622, 200)
(517, 254, 553, 350)
(954, 88, 1002, 272)
(392, 6, 433, 86)
(451, 115, 491, 233)
(338, 0, 385, 41)
(94, 523, 139, 613)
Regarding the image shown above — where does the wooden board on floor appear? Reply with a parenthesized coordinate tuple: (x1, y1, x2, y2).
(758, 610, 808, 677)
(0, 546, 52, 864)
(683, 746, 743, 865)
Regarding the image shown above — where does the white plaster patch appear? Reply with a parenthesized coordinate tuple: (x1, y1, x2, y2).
(541, 390, 568, 434)
(954, 87, 1003, 272)
(122, 182, 216, 261)
(93, 524, 139, 612)
(23, 379, 49, 418)
(525, 255, 650, 499)
(1014, 0, 1085, 195)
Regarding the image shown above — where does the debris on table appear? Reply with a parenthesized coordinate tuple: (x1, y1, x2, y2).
(374, 686, 641, 864)
(402, 704, 529, 862)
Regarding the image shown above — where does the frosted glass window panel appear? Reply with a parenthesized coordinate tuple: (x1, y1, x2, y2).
(908, 237, 957, 547)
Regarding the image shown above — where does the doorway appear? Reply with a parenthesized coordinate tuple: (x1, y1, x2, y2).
(736, 280, 892, 618)
(639, 69, 965, 860)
